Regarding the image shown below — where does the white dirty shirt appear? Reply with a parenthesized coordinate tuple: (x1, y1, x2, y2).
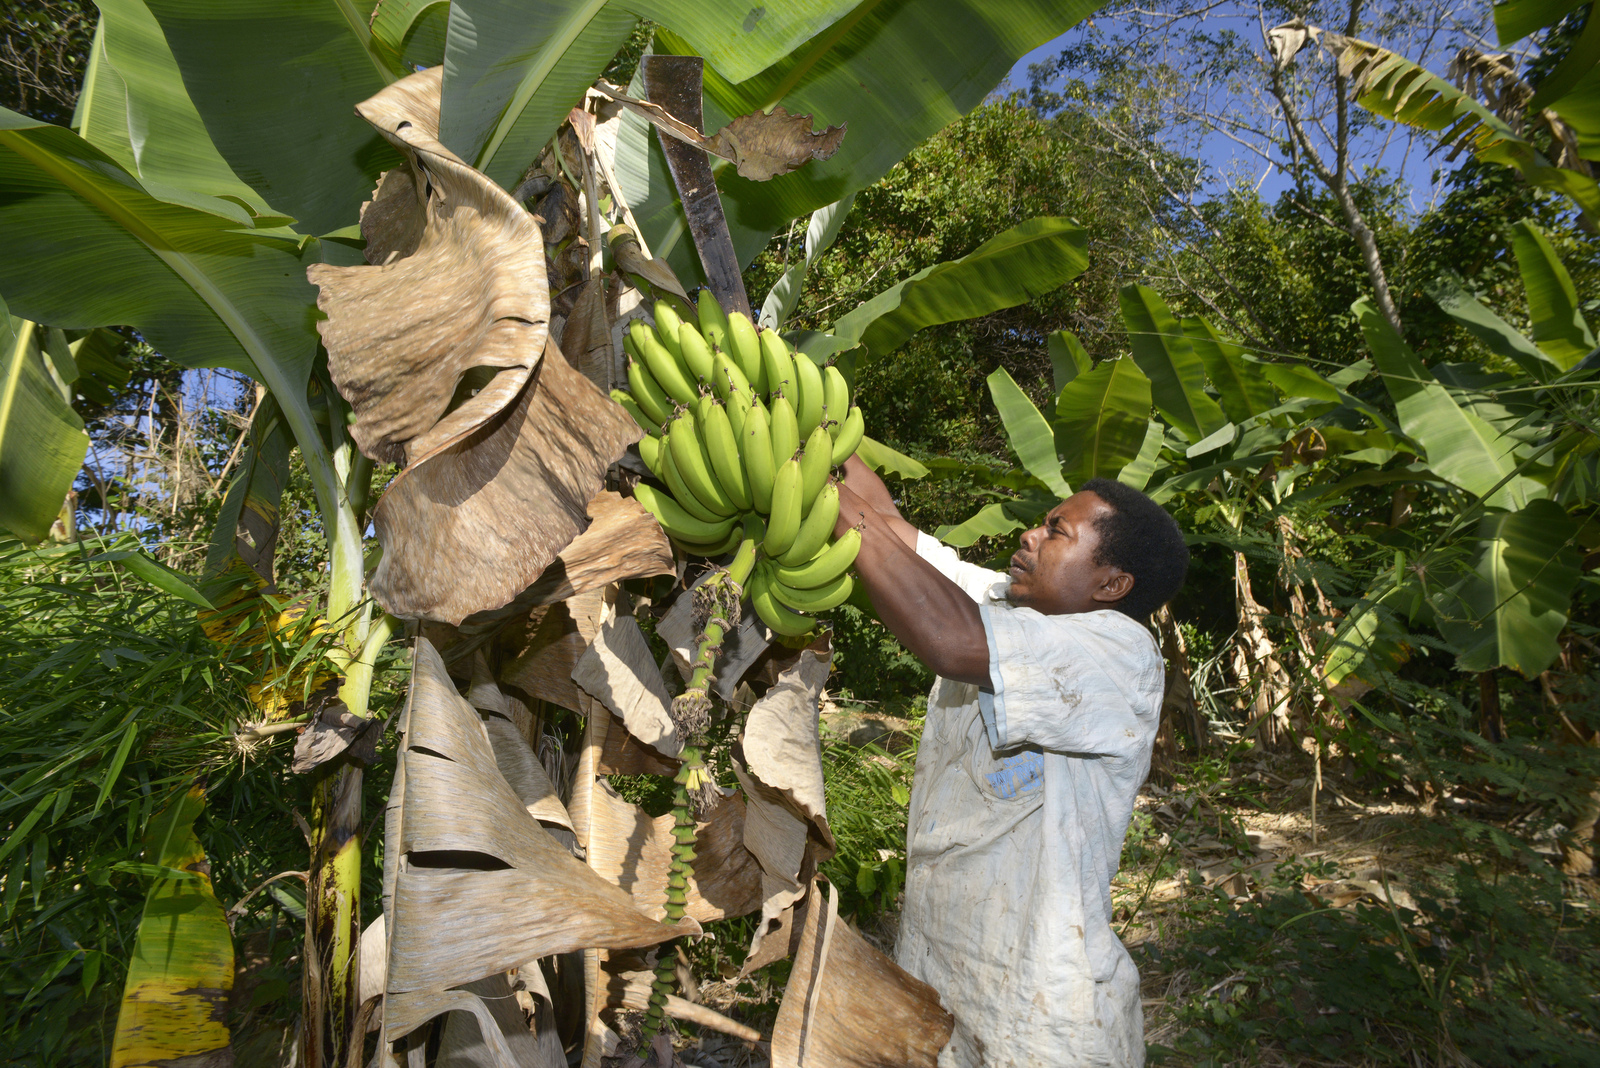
(897, 534, 1164, 1068)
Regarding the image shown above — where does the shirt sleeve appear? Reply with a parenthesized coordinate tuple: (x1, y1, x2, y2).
(914, 531, 1010, 604)
(975, 605, 1164, 759)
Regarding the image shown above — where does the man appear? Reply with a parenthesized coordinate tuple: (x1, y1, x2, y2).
(832, 455, 1189, 1068)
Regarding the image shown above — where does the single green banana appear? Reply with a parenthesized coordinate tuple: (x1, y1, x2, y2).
(638, 433, 664, 476)
(750, 566, 816, 636)
(697, 288, 729, 351)
(822, 364, 850, 436)
(634, 320, 697, 405)
(775, 526, 861, 589)
(763, 458, 804, 557)
(792, 351, 825, 438)
(725, 311, 764, 395)
(635, 483, 737, 543)
(654, 301, 684, 360)
(627, 357, 673, 426)
(610, 389, 658, 436)
(779, 480, 839, 566)
(660, 436, 726, 524)
(744, 398, 776, 514)
(729, 516, 764, 586)
(760, 328, 796, 402)
(769, 394, 800, 470)
(771, 571, 854, 613)
(831, 406, 865, 466)
(672, 524, 744, 558)
(669, 411, 736, 516)
(701, 397, 753, 511)
(678, 321, 715, 384)
(798, 424, 832, 515)
(713, 349, 753, 404)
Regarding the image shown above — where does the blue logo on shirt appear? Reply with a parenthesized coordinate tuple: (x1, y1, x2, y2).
(985, 751, 1044, 799)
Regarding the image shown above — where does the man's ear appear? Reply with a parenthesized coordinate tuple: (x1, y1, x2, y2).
(1092, 570, 1134, 604)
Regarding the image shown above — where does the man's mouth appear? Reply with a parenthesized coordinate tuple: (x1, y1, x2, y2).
(1009, 554, 1030, 576)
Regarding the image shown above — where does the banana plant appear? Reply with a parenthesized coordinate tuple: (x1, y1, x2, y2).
(0, 299, 90, 541)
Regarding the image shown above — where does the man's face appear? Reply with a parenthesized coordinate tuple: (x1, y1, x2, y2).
(1005, 491, 1134, 615)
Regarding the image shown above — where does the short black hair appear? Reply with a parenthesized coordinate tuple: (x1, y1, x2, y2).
(1077, 478, 1189, 618)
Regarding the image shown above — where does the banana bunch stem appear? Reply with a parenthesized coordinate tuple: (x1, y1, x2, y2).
(638, 531, 758, 1052)
(639, 745, 703, 1047)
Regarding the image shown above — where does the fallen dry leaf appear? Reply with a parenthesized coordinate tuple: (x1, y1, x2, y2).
(572, 615, 681, 760)
(771, 880, 952, 1068)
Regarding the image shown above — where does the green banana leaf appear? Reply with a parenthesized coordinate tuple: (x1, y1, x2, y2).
(1118, 285, 1228, 444)
(986, 367, 1071, 498)
(203, 394, 293, 606)
(86, 549, 216, 610)
(1436, 499, 1581, 676)
(1260, 362, 1340, 404)
(1324, 32, 1600, 224)
(1356, 298, 1543, 510)
(935, 496, 1058, 549)
(1322, 572, 1416, 688)
(1510, 220, 1596, 369)
(111, 783, 234, 1068)
(442, 0, 861, 188)
(68, 329, 134, 408)
(1052, 357, 1152, 485)
(144, 0, 403, 235)
(1115, 421, 1166, 492)
(0, 109, 345, 526)
(855, 435, 929, 480)
(616, 0, 1100, 276)
(1428, 275, 1564, 380)
(1048, 329, 1093, 393)
(86, 0, 288, 226)
(832, 218, 1089, 364)
(1495, 0, 1589, 44)
(1181, 317, 1276, 422)
(372, 0, 451, 70)
(0, 303, 89, 542)
(762, 193, 854, 331)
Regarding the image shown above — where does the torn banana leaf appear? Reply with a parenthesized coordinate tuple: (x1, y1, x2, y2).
(734, 649, 836, 967)
(368, 337, 639, 624)
(110, 784, 233, 1068)
(435, 972, 563, 1068)
(572, 614, 682, 759)
(381, 639, 696, 1052)
(771, 880, 952, 1068)
(310, 68, 548, 465)
(586, 783, 764, 923)
(498, 591, 607, 713)
(468, 662, 573, 832)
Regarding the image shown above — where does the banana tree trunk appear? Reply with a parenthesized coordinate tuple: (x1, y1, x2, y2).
(302, 763, 364, 1065)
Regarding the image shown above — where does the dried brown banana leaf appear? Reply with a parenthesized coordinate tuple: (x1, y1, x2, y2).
(572, 615, 681, 759)
(734, 650, 836, 966)
(499, 598, 595, 714)
(368, 340, 639, 624)
(466, 655, 571, 830)
(597, 709, 681, 777)
(309, 67, 548, 465)
(436, 972, 563, 1068)
(448, 492, 672, 644)
(586, 783, 763, 924)
(382, 640, 694, 1051)
(771, 881, 952, 1068)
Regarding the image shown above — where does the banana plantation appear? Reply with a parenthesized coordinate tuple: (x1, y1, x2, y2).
(2, 0, 1599, 1064)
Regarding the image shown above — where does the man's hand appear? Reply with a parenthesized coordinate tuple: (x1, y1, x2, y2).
(833, 460, 991, 689)
(836, 456, 917, 551)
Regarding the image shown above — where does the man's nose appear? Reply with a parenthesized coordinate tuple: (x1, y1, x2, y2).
(1020, 525, 1044, 552)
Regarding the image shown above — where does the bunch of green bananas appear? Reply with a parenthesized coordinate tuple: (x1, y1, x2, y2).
(611, 290, 865, 636)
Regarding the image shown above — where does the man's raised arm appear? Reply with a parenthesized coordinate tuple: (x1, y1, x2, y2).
(832, 459, 991, 689)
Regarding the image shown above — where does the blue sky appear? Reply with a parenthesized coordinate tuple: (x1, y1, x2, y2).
(1003, 15, 1470, 216)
